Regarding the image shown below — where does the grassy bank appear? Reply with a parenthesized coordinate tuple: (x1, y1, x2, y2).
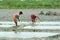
(0, 0, 60, 9)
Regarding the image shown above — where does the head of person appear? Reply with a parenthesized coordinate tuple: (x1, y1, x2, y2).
(19, 11, 23, 15)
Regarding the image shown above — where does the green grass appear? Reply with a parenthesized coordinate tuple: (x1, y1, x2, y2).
(0, 0, 60, 9)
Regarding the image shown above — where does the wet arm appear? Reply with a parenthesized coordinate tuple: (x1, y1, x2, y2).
(17, 17, 20, 21)
(37, 16, 40, 21)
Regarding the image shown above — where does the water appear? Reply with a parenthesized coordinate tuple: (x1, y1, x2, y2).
(0, 9, 60, 40)
(0, 32, 59, 38)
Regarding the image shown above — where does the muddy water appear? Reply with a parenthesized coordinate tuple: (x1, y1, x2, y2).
(0, 9, 60, 40)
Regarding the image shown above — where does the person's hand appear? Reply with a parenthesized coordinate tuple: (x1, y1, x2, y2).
(18, 19, 20, 21)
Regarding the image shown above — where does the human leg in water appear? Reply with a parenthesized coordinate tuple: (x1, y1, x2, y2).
(15, 21, 17, 26)
(32, 19, 35, 26)
(13, 21, 18, 33)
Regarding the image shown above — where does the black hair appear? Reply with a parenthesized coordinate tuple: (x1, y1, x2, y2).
(19, 11, 23, 14)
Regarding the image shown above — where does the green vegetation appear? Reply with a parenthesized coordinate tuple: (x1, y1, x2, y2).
(0, 0, 60, 9)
